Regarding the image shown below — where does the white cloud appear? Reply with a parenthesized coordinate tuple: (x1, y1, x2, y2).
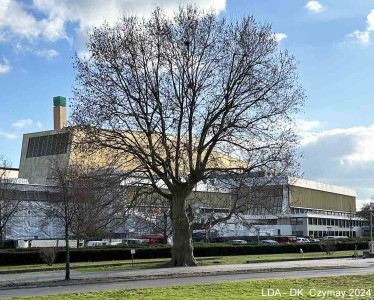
(348, 30, 370, 45)
(0, 131, 18, 139)
(0, 57, 10, 73)
(12, 118, 33, 128)
(347, 9, 374, 46)
(296, 119, 320, 132)
(273, 33, 287, 43)
(36, 122, 42, 128)
(0, 0, 226, 47)
(299, 123, 374, 208)
(35, 49, 59, 59)
(305, 1, 325, 13)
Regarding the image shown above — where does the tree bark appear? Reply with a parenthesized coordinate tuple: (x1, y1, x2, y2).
(65, 225, 70, 280)
(169, 193, 197, 267)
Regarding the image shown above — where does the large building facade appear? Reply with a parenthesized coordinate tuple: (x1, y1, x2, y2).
(0, 97, 366, 240)
(213, 178, 364, 238)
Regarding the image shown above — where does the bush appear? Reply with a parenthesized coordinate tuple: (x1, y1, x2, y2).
(39, 248, 57, 266)
(0, 241, 368, 266)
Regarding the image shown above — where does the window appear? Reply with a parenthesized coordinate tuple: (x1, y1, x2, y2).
(26, 133, 69, 158)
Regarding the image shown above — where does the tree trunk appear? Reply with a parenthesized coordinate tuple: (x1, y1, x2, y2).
(65, 225, 70, 280)
(169, 194, 197, 267)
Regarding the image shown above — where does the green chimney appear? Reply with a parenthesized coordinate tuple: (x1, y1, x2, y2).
(53, 96, 66, 107)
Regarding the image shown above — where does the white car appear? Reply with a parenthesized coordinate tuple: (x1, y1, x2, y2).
(229, 240, 247, 244)
(309, 238, 321, 242)
(86, 241, 108, 247)
(297, 238, 310, 243)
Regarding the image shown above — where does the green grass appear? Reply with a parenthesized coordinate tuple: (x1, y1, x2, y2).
(0, 250, 356, 273)
(6, 274, 374, 299)
(76, 250, 355, 272)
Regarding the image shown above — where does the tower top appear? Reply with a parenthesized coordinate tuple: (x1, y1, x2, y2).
(53, 96, 66, 107)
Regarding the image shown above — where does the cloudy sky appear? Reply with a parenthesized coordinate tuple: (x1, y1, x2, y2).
(0, 0, 373, 208)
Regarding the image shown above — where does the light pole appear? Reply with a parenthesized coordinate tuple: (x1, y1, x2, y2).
(370, 208, 373, 243)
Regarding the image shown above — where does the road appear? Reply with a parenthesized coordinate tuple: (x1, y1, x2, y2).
(1, 266, 374, 298)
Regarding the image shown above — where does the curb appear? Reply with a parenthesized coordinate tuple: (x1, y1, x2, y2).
(246, 255, 352, 264)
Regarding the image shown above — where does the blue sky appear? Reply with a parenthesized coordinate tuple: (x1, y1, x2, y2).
(0, 0, 374, 207)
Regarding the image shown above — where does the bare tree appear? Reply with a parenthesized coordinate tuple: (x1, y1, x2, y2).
(0, 156, 22, 243)
(358, 197, 374, 221)
(70, 169, 128, 245)
(41, 160, 82, 280)
(42, 160, 130, 279)
(128, 191, 172, 242)
(71, 6, 304, 266)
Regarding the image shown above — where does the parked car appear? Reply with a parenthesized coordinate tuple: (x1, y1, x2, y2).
(271, 235, 297, 244)
(261, 240, 278, 245)
(324, 236, 348, 239)
(86, 241, 108, 247)
(229, 239, 247, 244)
(122, 238, 148, 245)
(308, 238, 321, 242)
(297, 237, 310, 243)
(141, 234, 165, 244)
(109, 241, 123, 246)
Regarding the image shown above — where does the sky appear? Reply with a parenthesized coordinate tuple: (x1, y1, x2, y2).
(0, 0, 373, 208)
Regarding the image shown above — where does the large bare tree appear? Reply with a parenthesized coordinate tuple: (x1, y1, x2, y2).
(71, 6, 305, 266)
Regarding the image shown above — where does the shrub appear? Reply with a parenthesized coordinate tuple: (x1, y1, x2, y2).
(0, 241, 369, 266)
(39, 248, 57, 266)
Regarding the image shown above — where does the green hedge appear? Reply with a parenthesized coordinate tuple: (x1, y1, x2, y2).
(0, 242, 368, 266)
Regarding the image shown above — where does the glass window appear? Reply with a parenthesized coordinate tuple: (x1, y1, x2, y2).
(26, 133, 69, 158)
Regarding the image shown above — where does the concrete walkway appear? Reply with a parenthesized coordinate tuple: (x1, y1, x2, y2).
(0, 257, 373, 286)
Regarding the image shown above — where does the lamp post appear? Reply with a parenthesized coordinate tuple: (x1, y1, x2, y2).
(370, 208, 373, 243)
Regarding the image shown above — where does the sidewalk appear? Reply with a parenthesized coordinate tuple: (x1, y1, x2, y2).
(0, 257, 372, 287)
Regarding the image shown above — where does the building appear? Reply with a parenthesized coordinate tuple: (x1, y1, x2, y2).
(1, 96, 366, 240)
(213, 177, 364, 238)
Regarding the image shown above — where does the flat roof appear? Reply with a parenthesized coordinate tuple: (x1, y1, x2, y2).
(0, 167, 19, 171)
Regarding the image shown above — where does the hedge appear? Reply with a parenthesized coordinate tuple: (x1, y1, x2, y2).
(0, 241, 369, 266)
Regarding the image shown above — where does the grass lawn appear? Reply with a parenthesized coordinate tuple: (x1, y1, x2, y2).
(76, 250, 356, 272)
(0, 250, 356, 273)
(6, 274, 374, 299)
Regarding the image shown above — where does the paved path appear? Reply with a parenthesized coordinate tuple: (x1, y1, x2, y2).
(1, 257, 373, 285)
(1, 266, 374, 298)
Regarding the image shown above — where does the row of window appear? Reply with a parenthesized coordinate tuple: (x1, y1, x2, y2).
(308, 217, 364, 227)
(309, 231, 357, 237)
(291, 207, 354, 218)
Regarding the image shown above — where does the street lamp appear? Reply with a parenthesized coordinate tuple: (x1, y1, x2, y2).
(370, 208, 373, 243)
